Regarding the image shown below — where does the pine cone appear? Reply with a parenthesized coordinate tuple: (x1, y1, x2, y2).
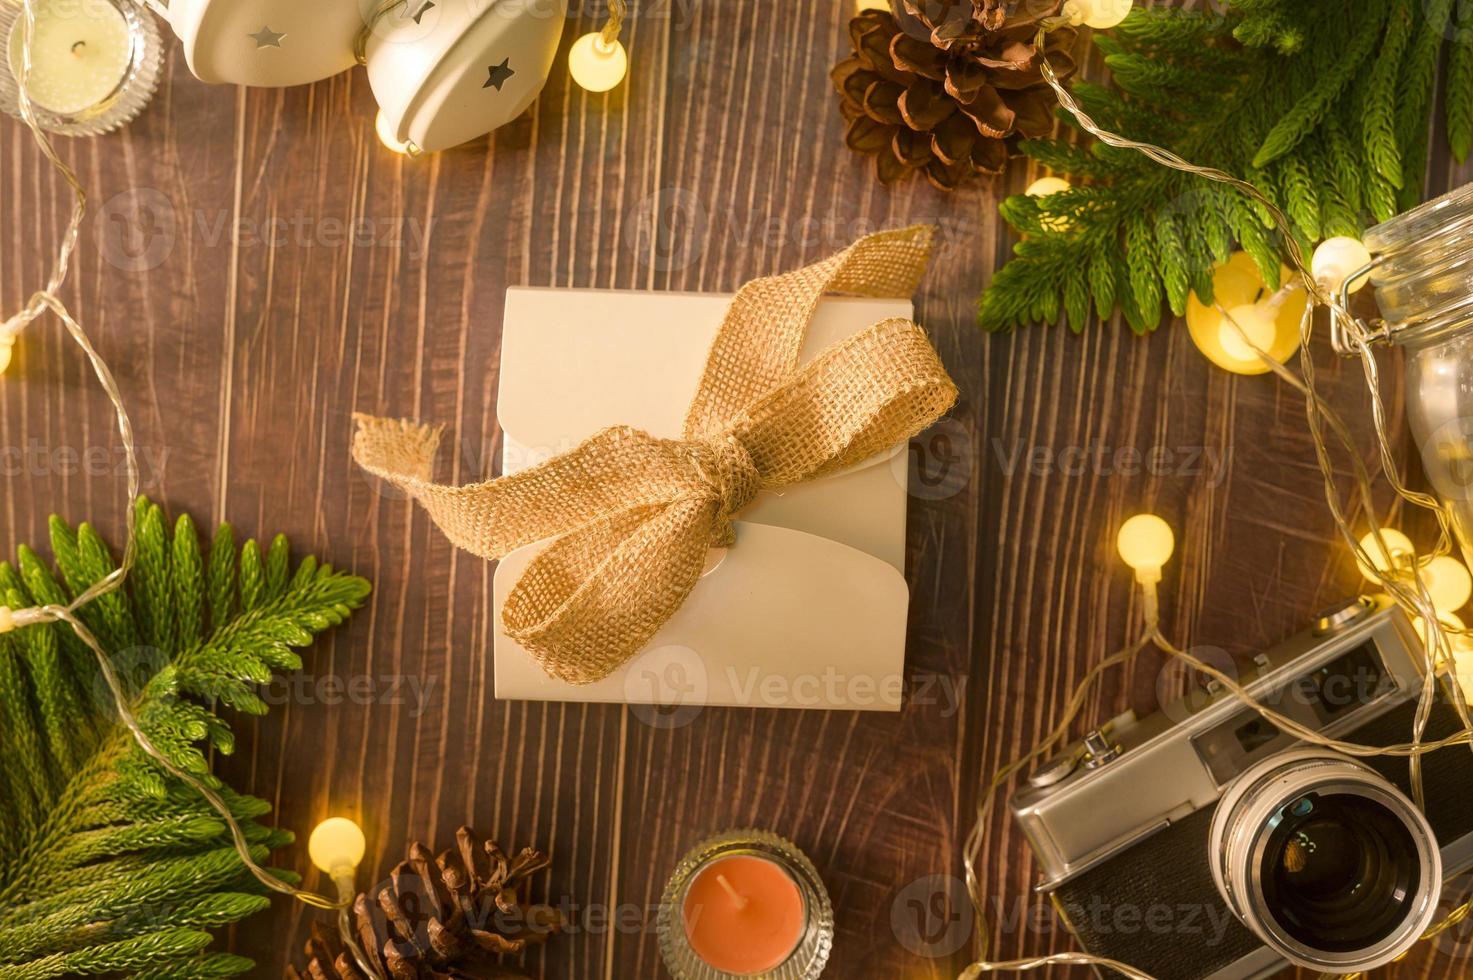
(287, 828, 562, 980)
(832, 0, 1079, 191)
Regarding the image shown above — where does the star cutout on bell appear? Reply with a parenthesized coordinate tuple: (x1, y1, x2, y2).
(248, 26, 286, 48)
(484, 58, 515, 91)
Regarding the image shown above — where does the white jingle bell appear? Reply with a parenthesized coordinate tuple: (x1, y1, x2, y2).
(365, 0, 568, 154)
(161, 0, 364, 87)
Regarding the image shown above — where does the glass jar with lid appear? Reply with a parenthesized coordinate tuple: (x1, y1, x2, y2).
(1358, 183, 1473, 566)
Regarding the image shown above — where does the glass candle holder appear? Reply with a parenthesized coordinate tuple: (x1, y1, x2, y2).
(658, 829, 834, 980)
(1, 0, 163, 136)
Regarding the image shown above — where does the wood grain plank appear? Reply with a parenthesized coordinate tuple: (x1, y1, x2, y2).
(4, 2, 1473, 978)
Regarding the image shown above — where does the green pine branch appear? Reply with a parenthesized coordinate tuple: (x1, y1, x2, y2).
(0, 498, 370, 978)
(980, 0, 1470, 333)
(1450, 0, 1473, 162)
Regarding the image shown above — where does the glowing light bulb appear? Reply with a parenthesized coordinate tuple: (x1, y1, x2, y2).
(308, 817, 366, 877)
(1421, 555, 1473, 614)
(0, 338, 12, 376)
(1452, 649, 1473, 705)
(1063, 0, 1133, 29)
(1026, 177, 1071, 198)
(569, 32, 628, 92)
(1117, 514, 1175, 584)
(1415, 611, 1465, 659)
(1217, 303, 1278, 367)
(855, 0, 890, 9)
(1186, 253, 1306, 375)
(1026, 177, 1073, 232)
(1357, 528, 1414, 580)
(1312, 236, 1373, 294)
(375, 111, 413, 156)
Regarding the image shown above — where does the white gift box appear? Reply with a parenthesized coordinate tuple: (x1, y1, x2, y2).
(492, 287, 915, 712)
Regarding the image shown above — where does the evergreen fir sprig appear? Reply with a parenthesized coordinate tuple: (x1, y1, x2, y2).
(979, 0, 1470, 333)
(0, 498, 370, 978)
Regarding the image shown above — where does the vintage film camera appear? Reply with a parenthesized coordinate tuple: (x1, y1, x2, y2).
(1009, 596, 1473, 979)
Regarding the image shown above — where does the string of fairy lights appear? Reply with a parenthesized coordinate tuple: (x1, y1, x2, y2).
(0, 0, 633, 972)
(2, 0, 378, 939)
(960, 3, 1473, 978)
(0, 1, 629, 974)
(6, 0, 1473, 976)
(569, 0, 630, 93)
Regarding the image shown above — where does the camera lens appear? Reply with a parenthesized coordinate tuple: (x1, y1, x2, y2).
(1210, 750, 1441, 972)
(1261, 792, 1421, 952)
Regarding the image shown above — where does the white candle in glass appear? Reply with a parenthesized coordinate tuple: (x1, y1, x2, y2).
(7, 0, 133, 116)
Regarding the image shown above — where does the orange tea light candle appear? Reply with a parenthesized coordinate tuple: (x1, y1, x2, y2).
(659, 830, 832, 980)
(683, 855, 806, 973)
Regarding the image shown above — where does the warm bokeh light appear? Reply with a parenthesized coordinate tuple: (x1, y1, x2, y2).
(1216, 303, 1278, 365)
(1186, 253, 1306, 375)
(1064, 0, 1134, 29)
(308, 817, 366, 876)
(1421, 555, 1473, 615)
(1414, 612, 1464, 659)
(1117, 514, 1175, 583)
(1312, 236, 1373, 295)
(1357, 528, 1414, 581)
(569, 32, 628, 92)
(1025, 176, 1073, 232)
(1026, 177, 1072, 198)
(1452, 649, 1473, 704)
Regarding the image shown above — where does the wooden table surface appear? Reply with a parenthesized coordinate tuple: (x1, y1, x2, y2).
(4, 2, 1473, 977)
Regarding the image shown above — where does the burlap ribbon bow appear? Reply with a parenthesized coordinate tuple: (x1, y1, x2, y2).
(352, 226, 958, 684)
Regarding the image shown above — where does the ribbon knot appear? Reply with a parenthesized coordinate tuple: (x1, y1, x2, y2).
(689, 433, 760, 546)
(351, 226, 959, 684)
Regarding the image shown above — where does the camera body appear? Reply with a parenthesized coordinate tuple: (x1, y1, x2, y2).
(1009, 597, 1473, 980)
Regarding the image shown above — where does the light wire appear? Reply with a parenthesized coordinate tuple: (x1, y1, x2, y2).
(4, 0, 347, 913)
(959, 22, 1473, 979)
(601, 0, 629, 47)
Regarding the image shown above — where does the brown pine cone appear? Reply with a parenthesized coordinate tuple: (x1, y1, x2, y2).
(832, 0, 1080, 191)
(287, 827, 562, 980)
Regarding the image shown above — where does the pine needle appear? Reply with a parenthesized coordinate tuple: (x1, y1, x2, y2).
(980, 0, 1473, 332)
(0, 499, 370, 977)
